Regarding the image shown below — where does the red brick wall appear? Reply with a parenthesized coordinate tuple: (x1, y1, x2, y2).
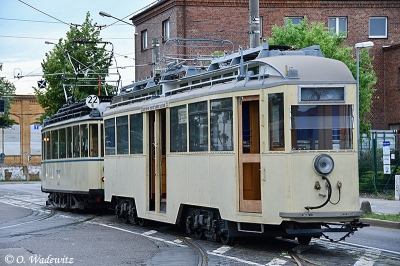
(132, 0, 400, 130)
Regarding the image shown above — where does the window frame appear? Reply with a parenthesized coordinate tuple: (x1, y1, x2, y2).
(188, 101, 209, 152)
(105, 118, 116, 155)
(285, 17, 303, 25)
(162, 19, 170, 42)
(141, 29, 148, 50)
(369, 17, 387, 38)
(328, 17, 347, 37)
(130, 113, 144, 154)
(170, 104, 188, 153)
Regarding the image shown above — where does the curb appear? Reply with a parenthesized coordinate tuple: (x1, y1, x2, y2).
(360, 218, 400, 230)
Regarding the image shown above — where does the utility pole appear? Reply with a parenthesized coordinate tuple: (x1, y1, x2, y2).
(249, 0, 260, 48)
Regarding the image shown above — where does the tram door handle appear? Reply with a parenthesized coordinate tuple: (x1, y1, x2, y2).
(260, 167, 266, 181)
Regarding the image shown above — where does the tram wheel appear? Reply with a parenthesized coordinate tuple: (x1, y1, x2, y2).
(297, 236, 312, 245)
(138, 218, 147, 227)
(194, 230, 206, 240)
(220, 235, 234, 245)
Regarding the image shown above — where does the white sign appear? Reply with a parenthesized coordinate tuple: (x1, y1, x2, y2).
(383, 141, 391, 173)
(141, 102, 168, 112)
(178, 108, 187, 124)
(383, 165, 391, 174)
(86, 95, 100, 109)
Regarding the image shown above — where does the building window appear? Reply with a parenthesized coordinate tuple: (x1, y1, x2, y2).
(369, 17, 387, 38)
(30, 124, 42, 155)
(285, 17, 303, 25)
(398, 68, 400, 90)
(328, 17, 347, 37)
(141, 30, 148, 50)
(189, 101, 208, 152)
(162, 19, 170, 42)
(170, 105, 187, 152)
(210, 98, 233, 151)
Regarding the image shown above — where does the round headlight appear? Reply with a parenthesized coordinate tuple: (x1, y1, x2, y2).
(313, 154, 334, 175)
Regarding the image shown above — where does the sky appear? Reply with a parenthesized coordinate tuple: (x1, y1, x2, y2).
(0, 0, 157, 95)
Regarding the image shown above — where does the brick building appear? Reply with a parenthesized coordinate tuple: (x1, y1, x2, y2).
(0, 95, 44, 180)
(130, 0, 400, 130)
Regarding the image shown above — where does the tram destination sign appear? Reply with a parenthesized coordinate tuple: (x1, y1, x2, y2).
(141, 102, 168, 112)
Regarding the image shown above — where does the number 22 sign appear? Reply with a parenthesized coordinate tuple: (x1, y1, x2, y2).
(86, 95, 100, 109)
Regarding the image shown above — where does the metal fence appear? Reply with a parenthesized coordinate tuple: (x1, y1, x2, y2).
(359, 130, 399, 195)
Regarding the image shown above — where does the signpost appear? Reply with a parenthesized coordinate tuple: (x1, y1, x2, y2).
(382, 141, 390, 174)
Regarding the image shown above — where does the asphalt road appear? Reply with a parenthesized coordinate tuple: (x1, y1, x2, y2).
(1, 182, 400, 266)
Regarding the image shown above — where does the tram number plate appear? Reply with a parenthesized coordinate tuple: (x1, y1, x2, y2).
(86, 95, 100, 109)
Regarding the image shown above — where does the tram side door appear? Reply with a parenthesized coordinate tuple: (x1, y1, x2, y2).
(238, 96, 261, 213)
(148, 110, 167, 213)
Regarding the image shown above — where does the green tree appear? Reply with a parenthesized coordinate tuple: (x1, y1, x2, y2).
(267, 17, 377, 135)
(34, 12, 114, 122)
(0, 64, 16, 128)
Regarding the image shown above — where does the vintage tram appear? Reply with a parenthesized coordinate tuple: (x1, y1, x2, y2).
(103, 42, 365, 245)
(41, 96, 112, 209)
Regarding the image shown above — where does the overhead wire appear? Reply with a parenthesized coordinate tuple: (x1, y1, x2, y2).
(0, 17, 63, 24)
(17, 0, 72, 27)
(10, 0, 142, 87)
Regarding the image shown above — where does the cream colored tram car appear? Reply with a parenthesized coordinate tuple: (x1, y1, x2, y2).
(104, 44, 365, 245)
(41, 97, 111, 209)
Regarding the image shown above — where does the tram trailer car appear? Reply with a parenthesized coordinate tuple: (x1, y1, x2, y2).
(104, 42, 366, 245)
(41, 96, 112, 210)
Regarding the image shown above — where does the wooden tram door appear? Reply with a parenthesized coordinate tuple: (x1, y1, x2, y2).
(238, 96, 261, 213)
(148, 110, 167, 212)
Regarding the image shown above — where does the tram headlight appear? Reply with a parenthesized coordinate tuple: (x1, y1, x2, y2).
(313, 154, 334, 175)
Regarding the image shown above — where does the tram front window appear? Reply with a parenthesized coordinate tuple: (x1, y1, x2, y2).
(291, 105, 353, 150)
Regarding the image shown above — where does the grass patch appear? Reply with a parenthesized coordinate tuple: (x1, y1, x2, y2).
(362, 213, 400, 223)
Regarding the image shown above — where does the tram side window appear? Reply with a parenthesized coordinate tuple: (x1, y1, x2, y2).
(189, 101, 208, 152)
(43, 132, 51, 160)
(268, 93, 285, 151)
(130, 113, 143, 154)
(80, 124, 88, 157)
(90, 124, 99, 157)
(66, 127, 72, 158)
(105, 118, 116, 155)
(59, 128, 66, 159)
(117, 116, 129, 154)
(73, 125, 80, 158)
(42, 133, 45, 160)
(210, 98, 233, 151)
(51, 130, 58, 159)
(291, 105, 353, 150)
(170, 105, 187, 152)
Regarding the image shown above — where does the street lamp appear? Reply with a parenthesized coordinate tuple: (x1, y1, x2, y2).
(355, 41, 374, 153)
(99, 11, 135, 27)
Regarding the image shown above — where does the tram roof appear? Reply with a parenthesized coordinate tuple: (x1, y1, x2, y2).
(255, 55, 355, 83)
(105, 53, 356, 116)
(42, 101, 110, 129)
